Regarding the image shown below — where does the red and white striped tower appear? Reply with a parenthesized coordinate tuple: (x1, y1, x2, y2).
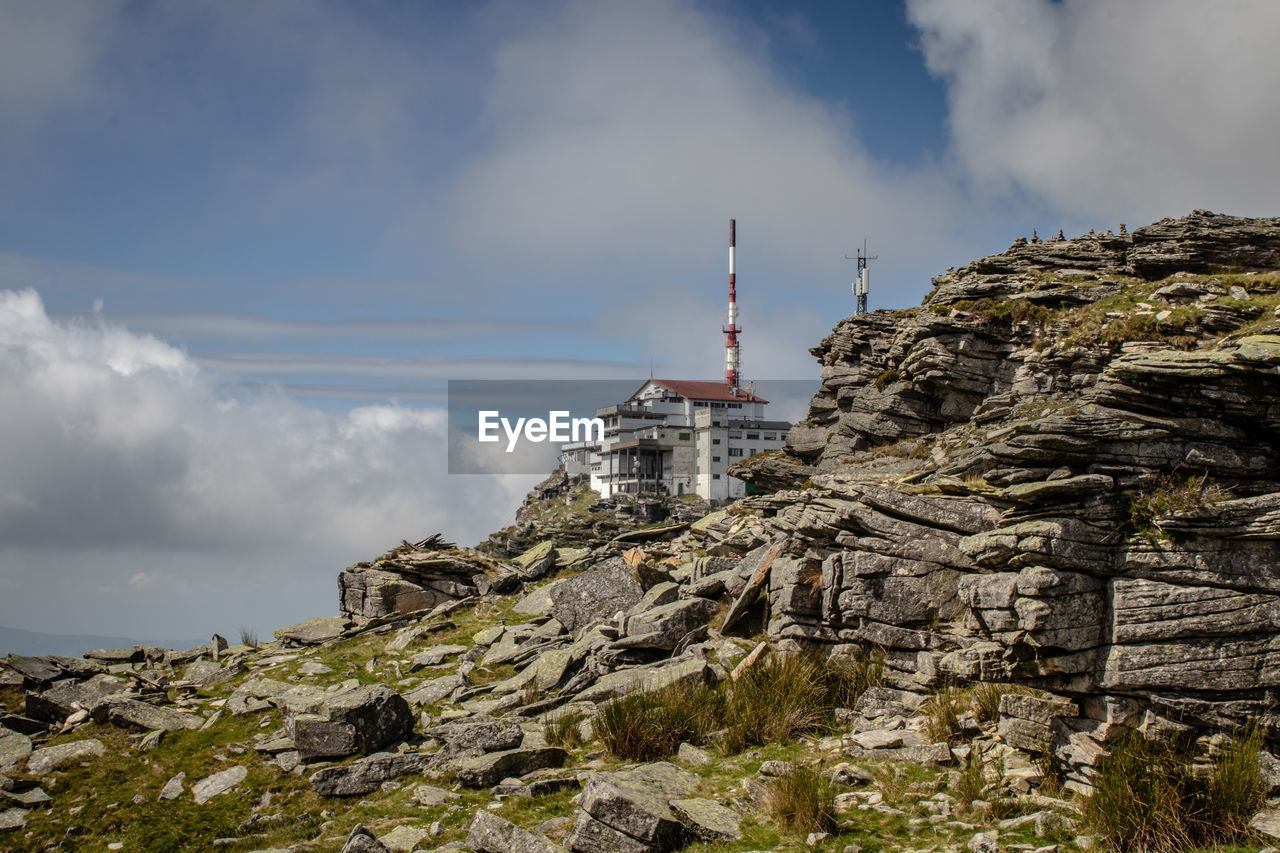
(723, 218, 741, 392)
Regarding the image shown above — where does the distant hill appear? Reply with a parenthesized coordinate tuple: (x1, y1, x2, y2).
(0, 624, 200, 657)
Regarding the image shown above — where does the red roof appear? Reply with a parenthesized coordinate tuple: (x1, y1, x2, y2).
(643, 379, 768, 404)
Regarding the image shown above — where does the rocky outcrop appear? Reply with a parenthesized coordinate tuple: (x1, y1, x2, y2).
(726, 211, 1280, 749)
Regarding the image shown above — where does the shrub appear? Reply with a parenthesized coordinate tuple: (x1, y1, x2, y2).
(238, 627, 260, 649)
(873, 368, 901, 391)
(1083, 727, 1265, 853)
(720, 650, 883, 753)
(593, 681, 721, 761)
(1127, 473, 1231, 542)
(594, 648, 884, 760)
(763, 765, 838, 833)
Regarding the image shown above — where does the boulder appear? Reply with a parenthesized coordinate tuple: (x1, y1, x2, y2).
(92, 697, 203, 733)
(274, 616, 348, 645)
(192, 765, 248, 804)
(567, 812, 653, 853)
(283, 684, 414, 761)
(669, 798, 743, 841)
(577, 762, 699, 851)
(998, 693, 1079, 754)
(26, 739, 105, 775)
(0, 732, 32, 773)
(3, 656, 62, 687)
(309, 751, 431, 797)
(453, 746, 567, 788)
(618, 599, 718, 651)
(550, 559, 643, 636)
(426, 715, 524, 754)
(341, 824, 392, 853)
(468, 810, 565, 853)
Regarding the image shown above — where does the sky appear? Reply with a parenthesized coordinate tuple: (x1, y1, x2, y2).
(2, 0, 1280, 644)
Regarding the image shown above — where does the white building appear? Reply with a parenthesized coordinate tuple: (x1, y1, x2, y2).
(560, 379, 790, 503)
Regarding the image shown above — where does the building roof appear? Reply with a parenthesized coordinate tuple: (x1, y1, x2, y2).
(641, 379, 768, 404)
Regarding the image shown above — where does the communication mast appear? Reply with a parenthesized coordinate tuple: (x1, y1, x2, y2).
(845, 240, 877, 316)
(724, 218, 741, 392)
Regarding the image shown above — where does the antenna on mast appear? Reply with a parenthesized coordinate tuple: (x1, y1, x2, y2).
(844, 240, 878, 316)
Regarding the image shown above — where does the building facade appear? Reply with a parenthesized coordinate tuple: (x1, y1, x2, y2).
(560, 379, 790, 503)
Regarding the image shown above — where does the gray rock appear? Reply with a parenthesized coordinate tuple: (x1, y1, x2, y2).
(159, 772, 185, 801)
(93, 697, 203, 733)
(579, 762, 699, 848)
(1252, 807, 1280, 841)
(676, 743, 711, 767)
(567, 811, 653, 853)
(968, 831, 998, 853)
(192, 765, 248, 804)
(0, 731, 32, 773)
(453, 747, 567, 788)
(574, 656, 710, 704)
(283, 684, 414, 760)
(341, 823, 392, 853)
(26, 738, 105, 774)
(410, 644, 467, 669)
(378, 824, 430, 852)
(998, 693, 1078, 754)
(618, 598, 718, 651)
(427, 715, 524, 753)
(274, 616, 348, 645)
(83, 647, 145, 664)
(467, 810, 565, 853)
(310, 751, 430, 797)
(412, 783, 459, 806)
(550, 559, 643, 636)
(405, 674, 465, 707)
(669, 798, 742, 841)
(3, 656, 62, 686)
(0, 807, 27, 830)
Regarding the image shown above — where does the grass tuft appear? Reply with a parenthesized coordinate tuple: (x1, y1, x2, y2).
(923, 687, 967, 745)
(543, 711, 587, 750)
(763, 765, 838, 833)
(1083, 726, 1265, 853)
(593, 648, 883, 761)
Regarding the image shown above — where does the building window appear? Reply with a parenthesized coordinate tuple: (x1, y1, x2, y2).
(713, 474, 721, 479)
(763, 433, 775, 440)
(696, 465, 700, 474)
(729, 432, 741, 439)
(712, 438, 720, 445)
(712, 456, 720, 462)
(678, 432, 690, 440)
(746, 432, 759, 440)
(728, 447, 743, 457)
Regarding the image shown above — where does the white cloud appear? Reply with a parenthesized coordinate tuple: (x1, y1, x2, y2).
(908, 0, 1280, 221)
(0, 289, 539, 639)
(436, 0, 963, 288)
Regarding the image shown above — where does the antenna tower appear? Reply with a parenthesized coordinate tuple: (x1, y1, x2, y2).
(845, 240, 878, 316)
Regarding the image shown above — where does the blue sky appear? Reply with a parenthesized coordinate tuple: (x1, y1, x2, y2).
(3, 0, 1279, 642)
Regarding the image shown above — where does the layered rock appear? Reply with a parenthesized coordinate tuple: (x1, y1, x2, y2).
(727, 211, 1280, 737)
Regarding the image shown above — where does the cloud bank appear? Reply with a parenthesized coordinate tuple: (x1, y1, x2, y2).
(909, 0, 1280, 222)
(0, 290, 537, 639)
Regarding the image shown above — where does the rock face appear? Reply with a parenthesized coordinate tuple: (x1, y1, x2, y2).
(725, 211, 1280, 740)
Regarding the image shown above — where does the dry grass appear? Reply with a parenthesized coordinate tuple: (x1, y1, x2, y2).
(763, 765, 838, 833)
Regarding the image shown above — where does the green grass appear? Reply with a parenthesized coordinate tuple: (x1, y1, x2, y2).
(922, 687, 967, 746)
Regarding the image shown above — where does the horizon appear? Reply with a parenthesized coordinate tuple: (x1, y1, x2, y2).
(3, 0, 1280, 643)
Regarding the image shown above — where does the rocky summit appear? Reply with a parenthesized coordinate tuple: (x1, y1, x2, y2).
(5, 211, 1280, 852)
